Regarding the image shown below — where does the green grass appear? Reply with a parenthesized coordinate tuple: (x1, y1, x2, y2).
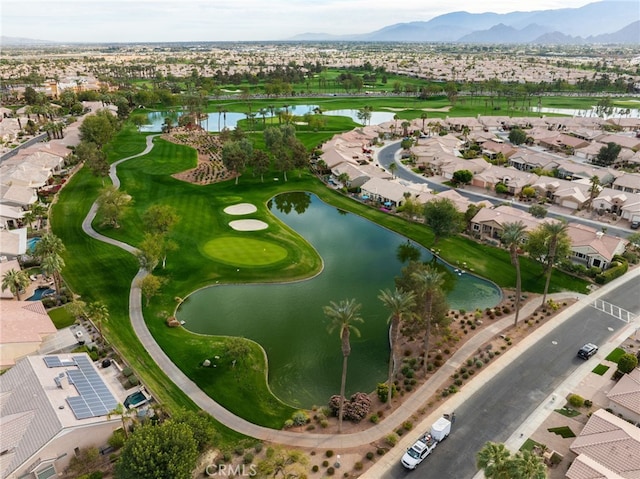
(592, 364, 610, 376)
(202, 236, 288, 266)
(605, 347, 626, 362)
(52, 100, 590, 434)
(547, 426, 576, 438)
(555, 407, 580, 418)
(47, 306, 77, 329)
(520, 438, 545, 452)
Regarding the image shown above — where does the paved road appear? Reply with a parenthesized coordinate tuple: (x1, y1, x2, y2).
(377, 142, 635, 239)
(380, 283, 635, 479)
(81, 135, 639, 456)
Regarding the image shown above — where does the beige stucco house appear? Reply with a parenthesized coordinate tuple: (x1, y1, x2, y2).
(0, 354, 122, 479)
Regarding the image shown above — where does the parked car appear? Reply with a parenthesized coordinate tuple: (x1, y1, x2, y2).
(577, 343, 598, 359)
(631, 220, 639, 229)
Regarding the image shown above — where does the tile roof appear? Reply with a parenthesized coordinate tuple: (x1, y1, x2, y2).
(568, 409, 640, 479)
(607, 369, 640, 415)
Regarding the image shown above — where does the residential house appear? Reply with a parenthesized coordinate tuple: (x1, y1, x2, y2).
(566, 223, 628, 269)
(605, 117, 640, 131)
(422, 189, 491, 214)
(594, 187, 640, 217)
(0, 228, 27, 259)
(469, 205, 551, 240)
(556, 161, 618, 184)
(330, 162, 391, 189)
(0, 205, 24, 230)
(531, 177, 591, 210)
(439, 157, 490, 180)
(0, 184, 38, 209)
(508, 151, 560, 172)
(612, 173, 640, 194)
(471, 165, 539, 195)
(481, 140, 518, 161)
(0, 301, 57, 368)
(607, 368, 640, 424)
(360, 177, 416, 208)
(537, 133, 589, 155)
(566, 408, 640, 479)
(596, 134, 640, 151)
(0, 354, 123, 479)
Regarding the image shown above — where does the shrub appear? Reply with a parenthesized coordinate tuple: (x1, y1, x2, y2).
(243, 453, 254, 464)
(584, 399, 593, 408)
(291, 410, 310, 426)
(354, 461, 363, 470)
(475, 360, 483, 369)
(125, 376, 139, 388)
(385, 433, 399, 447)
(320, 419, 329, 428)
(283, 419, 294, 429)
(370, 414, 379, 424)
(402, 420, 413, 431)
(108, 429, 126, 449)
(377, 448, 386, 455)
(617, 353, 638, 374)
(366, 451, 375, 460)
(326, 467, 335, 476)
(326, 450, 334, 458)
(376, 383, 397, 402)
(122, 366, 134, 377)
(312, 465, 319, 472)
(568, 394, 585, 408)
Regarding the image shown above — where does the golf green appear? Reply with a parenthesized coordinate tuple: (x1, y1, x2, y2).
(202, 236, 288, 266)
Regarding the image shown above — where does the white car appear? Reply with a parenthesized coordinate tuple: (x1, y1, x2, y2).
(401, 434, 437, 469)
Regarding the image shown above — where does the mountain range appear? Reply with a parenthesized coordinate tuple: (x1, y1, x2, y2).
(290, 1, 640, 44)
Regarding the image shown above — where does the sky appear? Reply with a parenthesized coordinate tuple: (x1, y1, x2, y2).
(2, 0, 600, 43)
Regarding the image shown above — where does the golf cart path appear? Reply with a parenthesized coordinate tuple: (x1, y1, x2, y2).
(81, 133, 622, 449)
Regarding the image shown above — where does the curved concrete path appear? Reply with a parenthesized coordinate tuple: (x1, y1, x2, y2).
(80, 134, 629, 450)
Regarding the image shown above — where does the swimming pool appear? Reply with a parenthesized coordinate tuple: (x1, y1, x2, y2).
(124, 390, 148, 409)
(27, 237, 40, 252)
(27, 287, 55, 301)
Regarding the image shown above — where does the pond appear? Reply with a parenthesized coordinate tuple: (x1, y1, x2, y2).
(140, 104, 395, 133)
(177, 193, 501, 407)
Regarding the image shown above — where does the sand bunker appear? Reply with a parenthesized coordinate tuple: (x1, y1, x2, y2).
(229, 219, 268, 231)
(224, 203, 258, 215)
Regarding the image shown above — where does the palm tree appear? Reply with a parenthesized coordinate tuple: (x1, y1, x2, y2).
(87, 301, 109, 340)
(2, 269, 30, 300)
(541, 221, 569, 306)
(508, 450, 547, 479)
(500, 221, 527, 326)
(393, 114, 399, 136)
(378, 288, 415, 408)
(34, 232, 65, 260)
(476, 442, 512, 479)
(587, 175, 601, 212)
(389, 162, 398, 179)
(412, 266, 445, 375)
(41, 253, 65, 294)
(324, 298, 364, 433)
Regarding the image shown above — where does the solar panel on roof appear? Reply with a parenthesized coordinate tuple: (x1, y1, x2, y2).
(64, 355, 118, 420)
(43, 356, 63, 368)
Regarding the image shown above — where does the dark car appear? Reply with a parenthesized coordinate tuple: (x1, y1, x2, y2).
(631, 221, 639, 230)
(577, 343, 598, 359)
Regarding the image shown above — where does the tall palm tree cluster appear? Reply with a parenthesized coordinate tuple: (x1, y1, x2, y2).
(324, 260, 449, 432)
